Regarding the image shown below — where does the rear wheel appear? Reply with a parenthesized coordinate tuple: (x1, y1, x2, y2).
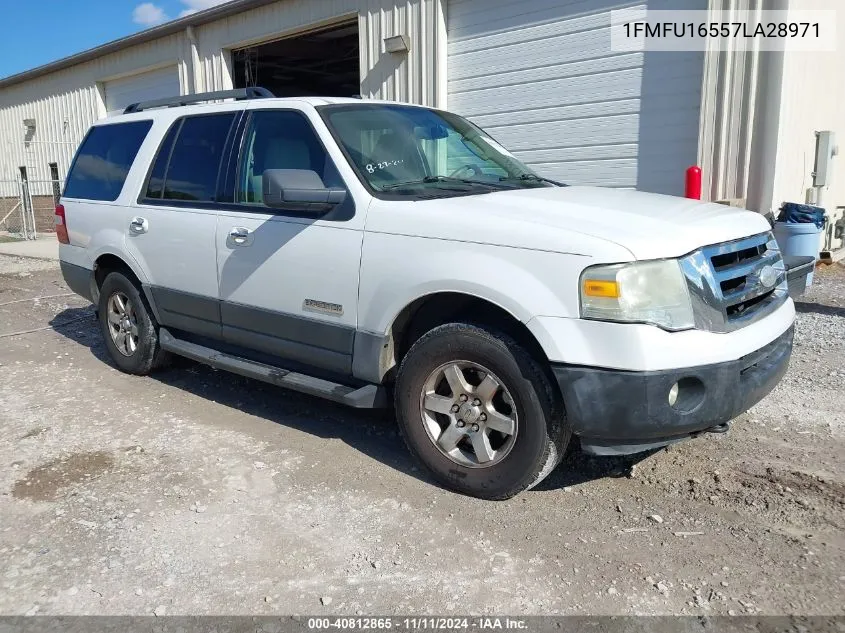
(98, 272, 169, 375)
(395, 323, 569, 499)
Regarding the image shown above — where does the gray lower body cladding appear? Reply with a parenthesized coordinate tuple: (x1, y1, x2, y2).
(57, 264, 387, 385)
(60, 261, 95, 303)
(147, 285, 355, 375)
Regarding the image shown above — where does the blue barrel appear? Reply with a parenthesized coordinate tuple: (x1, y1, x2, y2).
(773, 221, 821, 287)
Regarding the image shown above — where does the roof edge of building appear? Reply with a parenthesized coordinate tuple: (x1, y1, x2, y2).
(0, 0, 277, 90)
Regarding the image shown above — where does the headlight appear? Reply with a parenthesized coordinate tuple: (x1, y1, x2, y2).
(580, 260, 694, 331)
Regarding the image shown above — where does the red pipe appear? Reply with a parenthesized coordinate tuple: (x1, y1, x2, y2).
(685, 165, 702, 200)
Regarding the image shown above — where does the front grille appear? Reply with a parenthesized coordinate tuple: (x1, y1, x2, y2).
(711, 243, 765, 270)
(725, 288, 774, 319)
(680, 232, 789, 333)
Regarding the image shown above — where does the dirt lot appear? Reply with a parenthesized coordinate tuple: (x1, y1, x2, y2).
(0, 255, 842, 616)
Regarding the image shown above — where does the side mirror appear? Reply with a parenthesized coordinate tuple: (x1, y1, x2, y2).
(262, 169, 346, 213)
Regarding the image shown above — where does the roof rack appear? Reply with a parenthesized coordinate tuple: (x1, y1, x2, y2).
(123, 87, 275, 114)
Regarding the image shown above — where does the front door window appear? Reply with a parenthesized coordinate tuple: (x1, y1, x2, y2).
(237, 110, 343, 205)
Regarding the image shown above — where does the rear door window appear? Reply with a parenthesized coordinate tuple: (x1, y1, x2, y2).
(159, 113, 236, 202)
(64, 121, 152, 201)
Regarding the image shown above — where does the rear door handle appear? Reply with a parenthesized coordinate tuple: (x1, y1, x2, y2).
(129, 217, 148, 234)
(228, 227, 253, 246)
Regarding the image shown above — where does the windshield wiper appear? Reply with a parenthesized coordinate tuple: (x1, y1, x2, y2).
(381, 176, 509, 191)
(500, 173, 565, 186)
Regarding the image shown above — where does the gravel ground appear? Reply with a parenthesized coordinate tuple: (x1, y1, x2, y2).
(0, 256, 842, 616)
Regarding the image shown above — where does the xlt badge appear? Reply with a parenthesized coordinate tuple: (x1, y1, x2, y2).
(303, 299, 344, 316)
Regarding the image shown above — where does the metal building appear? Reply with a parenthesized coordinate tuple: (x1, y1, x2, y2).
(0, 0, 843, 252)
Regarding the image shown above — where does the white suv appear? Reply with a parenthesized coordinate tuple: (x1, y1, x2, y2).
(58, 88, 795, 499)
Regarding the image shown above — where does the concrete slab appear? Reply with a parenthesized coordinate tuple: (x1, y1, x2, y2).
(0, 234, 59, 261)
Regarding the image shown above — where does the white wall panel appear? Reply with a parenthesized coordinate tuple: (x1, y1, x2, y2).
(0, 33, 185, 187)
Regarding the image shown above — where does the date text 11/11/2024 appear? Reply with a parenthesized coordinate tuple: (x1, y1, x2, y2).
(307, 617, 528, 630)
(623, 20, 819, 39)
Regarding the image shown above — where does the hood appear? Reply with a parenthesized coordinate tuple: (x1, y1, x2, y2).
(369, 186, 772, 261)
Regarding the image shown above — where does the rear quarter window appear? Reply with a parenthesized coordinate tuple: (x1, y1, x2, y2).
(64, 120, 153, 201)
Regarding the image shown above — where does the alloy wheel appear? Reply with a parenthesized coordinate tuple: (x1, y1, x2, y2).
(106, 291, 139, 357)
(419, 361, 518, 468)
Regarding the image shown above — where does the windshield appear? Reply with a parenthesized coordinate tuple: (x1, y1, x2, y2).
(319, 104, 560, 197)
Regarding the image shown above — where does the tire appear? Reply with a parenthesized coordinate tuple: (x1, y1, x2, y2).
(98, 272, 169, 375)
(394, 322, 570, 500)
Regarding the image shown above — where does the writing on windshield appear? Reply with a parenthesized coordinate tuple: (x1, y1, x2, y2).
(320, 104, 556, 197)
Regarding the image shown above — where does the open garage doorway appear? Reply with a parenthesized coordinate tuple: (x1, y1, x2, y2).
(232, 21, 360, 98)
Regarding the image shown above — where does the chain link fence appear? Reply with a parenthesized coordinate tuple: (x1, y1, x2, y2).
(0, 179, 32, 239)
(28, 179, 63, 238)
(0, 178, 61, 240)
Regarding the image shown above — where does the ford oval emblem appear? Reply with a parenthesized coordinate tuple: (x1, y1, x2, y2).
(758, 265, 778, 288)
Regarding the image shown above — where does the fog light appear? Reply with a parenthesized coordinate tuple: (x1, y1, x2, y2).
(668, 382, 679, 406)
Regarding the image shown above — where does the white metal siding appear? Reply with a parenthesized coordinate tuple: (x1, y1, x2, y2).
(771, 0, 845, 251)
(697, 0, 760, 207)
(104, 66, 181, 114)
(697, 0, 843, 251)
(0, 33, 186, 185)
(193, 0, 445, 105)
(447, 0, 705, 195)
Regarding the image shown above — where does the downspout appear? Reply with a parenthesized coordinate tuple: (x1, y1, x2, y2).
(745, 0, 787, 216)
(434, 0, 448, 110)
(186, 25, 199, 95)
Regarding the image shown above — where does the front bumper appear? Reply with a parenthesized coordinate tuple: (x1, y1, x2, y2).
(552, 325, 793, 456)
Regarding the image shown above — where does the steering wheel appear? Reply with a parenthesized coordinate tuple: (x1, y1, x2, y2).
(449, 164, 483, 179)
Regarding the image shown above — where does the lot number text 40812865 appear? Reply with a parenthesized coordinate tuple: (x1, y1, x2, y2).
(307, 618, 529, 630)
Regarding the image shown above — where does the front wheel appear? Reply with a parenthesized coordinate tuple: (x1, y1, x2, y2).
(394, 323, 569, 499)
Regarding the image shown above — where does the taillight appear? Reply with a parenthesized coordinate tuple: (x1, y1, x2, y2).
(55, 204, 69, 244)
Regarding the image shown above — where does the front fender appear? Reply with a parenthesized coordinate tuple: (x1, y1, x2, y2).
(358, 233, 591, 337)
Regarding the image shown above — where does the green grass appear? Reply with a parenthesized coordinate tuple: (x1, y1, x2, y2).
(0, 235, 24, 243)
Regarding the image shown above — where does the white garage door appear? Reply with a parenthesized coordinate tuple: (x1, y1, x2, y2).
(447, 0, 706, 195)
(104, 66, 181, 115)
